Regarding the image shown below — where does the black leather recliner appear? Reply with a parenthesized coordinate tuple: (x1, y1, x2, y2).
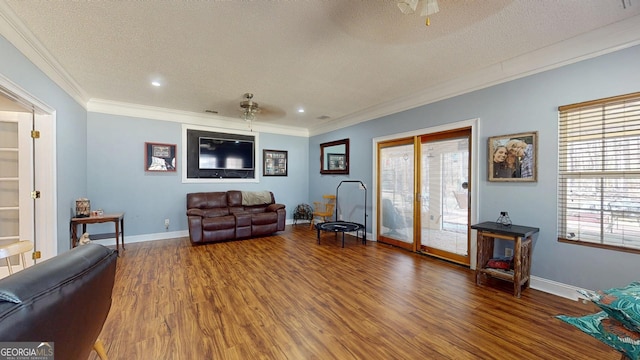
(0, 243, 117, 359)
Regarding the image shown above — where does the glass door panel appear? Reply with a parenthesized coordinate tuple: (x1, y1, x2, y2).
(377, 139, 415, 251)
(419, 130, 470, 265)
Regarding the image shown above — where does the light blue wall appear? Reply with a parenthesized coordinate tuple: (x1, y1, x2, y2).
(4, 28, 639, 290)
(0, 35, 88, 253)
(310, 44, 640, 290)
(86, 112, 309, 236)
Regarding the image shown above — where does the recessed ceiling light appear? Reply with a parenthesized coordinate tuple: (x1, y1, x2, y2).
(151, 81, 161, 87)
(298, 108, 305, 113)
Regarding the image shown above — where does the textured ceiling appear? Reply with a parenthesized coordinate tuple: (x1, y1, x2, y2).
(2, 1, 640, 134)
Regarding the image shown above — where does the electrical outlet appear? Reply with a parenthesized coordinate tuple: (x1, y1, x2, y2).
(164, 218, 170, 229)
(505, 248, 513, 257)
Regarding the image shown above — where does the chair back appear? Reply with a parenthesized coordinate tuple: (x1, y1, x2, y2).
(324, 203, 336, 219)
(0, 240, 33, 276)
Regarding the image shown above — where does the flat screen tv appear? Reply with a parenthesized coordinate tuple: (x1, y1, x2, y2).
(199, 137, 254, 170)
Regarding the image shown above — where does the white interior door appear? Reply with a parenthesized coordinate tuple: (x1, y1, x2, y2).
(0, 111, 34, 277)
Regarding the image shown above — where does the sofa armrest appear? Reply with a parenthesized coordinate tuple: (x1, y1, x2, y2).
(266, 203, 285, 212)
(186, 208, 205, 217)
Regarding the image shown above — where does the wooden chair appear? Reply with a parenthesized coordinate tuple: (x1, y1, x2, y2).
(310, 195, 336, 229)
(0, 240, 33, 276)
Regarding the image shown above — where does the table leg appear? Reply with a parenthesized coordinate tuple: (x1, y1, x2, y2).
(70, 223, 78, 248)
(475, 233, 484, 286)
(342, 231, 345, 248)
(317, 225, 320, 244)
(513, 237, 522, 298)
(115, 220, 120, 254)
(120, 217, 125, 250)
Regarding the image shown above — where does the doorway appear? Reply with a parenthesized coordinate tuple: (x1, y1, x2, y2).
(376, 125, 473, 266)
(0, 110, 34, 277)
(0, 84, 57, 278)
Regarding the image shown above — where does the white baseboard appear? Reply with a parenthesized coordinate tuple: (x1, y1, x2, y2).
(91, 230, 189, 247)
(530, 276, 589, 301)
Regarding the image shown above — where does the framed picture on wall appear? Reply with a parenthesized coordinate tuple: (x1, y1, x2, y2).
(263, 149, 287, 176)
(488, 131, 537, 182)
(145, 142, 177, 172)
(327, 153, 346, 171)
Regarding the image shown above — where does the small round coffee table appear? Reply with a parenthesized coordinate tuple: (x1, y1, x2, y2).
(316, 221, 365, 248)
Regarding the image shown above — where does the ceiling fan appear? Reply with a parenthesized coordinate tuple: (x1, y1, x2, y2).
(237, 92, 286, 127)
(397, 0, 439, 26)
(240, 93, 261, 122)
(204, 92, 286, 128)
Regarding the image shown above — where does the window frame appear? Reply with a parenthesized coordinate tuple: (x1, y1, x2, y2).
(557, 92, 640, 254)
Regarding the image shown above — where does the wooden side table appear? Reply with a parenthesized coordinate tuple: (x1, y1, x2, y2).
(70, 213, 125, 253)
(471, 221, 539, 298)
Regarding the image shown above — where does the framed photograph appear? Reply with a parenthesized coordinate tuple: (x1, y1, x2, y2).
(488, 131, 537, 182)
(327, 153, 346, 171)
(145, 142, 177, 172)
(263, 149, 288, 176)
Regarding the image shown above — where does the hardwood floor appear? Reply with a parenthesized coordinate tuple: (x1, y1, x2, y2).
(89, 225, 617, 359)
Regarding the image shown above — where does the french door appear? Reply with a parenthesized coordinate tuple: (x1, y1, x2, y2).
(377, 128, 471, 265)
(0, 111, 34, 277)
(378, 138, 416, 251)
(418, 129, 470, 265)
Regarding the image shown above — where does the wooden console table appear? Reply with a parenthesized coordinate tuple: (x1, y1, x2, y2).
(471, 221, 539, 298)
(70, 213, 125, 252)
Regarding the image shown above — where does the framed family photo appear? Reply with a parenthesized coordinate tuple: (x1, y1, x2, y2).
(145, 142, 177, 172)
(488, 131, 537, 182)
(263, 149, 288, 176)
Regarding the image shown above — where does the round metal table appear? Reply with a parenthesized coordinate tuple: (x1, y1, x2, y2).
(315, 221, 365, 247)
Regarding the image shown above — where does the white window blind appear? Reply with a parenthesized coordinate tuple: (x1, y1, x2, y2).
(558, 92, 640, 252)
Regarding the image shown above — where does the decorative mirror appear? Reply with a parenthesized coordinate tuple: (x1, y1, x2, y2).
(320, 138, 349, 175)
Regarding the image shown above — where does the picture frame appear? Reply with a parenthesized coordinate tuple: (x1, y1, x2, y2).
(327, 153, 346, 171)
(263, 149, 288, 176)
(488, 131, 537, 182)
(145, 142, 177, 172)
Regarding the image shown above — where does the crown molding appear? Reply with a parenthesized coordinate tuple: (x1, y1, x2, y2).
(87, 98, 309, 137)
(308, 15, 640, 137)
(0, 2, 89, 109)
(3, 0, 639, 138)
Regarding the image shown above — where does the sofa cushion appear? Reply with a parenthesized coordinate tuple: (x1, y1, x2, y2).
(244, 207, 268, 214)
(234, 212, 251, 227)
(202, 215, 236, 230)
(202, 208, 230, 218)
(227, 191, 243, 207)
(187, 192, 228, 209)
(252, 212, 278, 225)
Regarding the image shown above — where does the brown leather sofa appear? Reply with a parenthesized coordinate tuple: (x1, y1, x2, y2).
(0, 243, 117, 360)
(186, 190, 286, 244)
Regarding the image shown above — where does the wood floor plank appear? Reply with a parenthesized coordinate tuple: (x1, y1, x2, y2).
(88, 225, 618, 359)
